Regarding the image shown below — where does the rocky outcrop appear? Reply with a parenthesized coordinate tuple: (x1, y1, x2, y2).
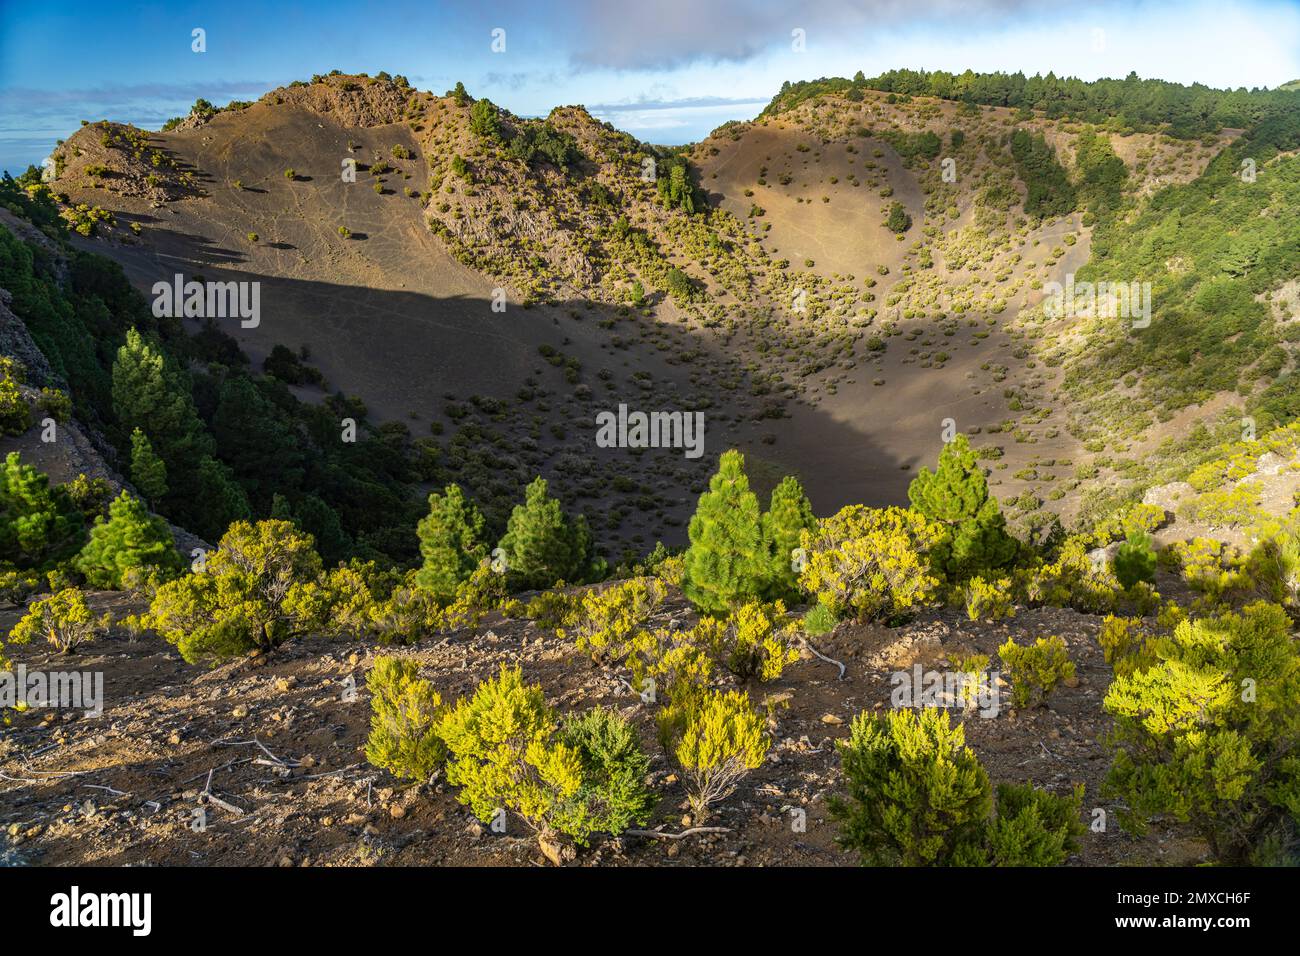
(258, 74, 415, 128)
(0, 287, 56, 387)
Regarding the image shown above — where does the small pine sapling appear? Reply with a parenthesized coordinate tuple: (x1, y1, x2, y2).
(682, 450, 767, 614)
(1112, 531, 1157, 590)
(550, 707, 656, 843)
(985, 782, 1086, 866)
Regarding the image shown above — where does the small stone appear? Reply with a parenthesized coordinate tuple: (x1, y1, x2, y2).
(820, 713, 843, 725)
(167, 732, 182, 745)
(390, 804, 407, 819)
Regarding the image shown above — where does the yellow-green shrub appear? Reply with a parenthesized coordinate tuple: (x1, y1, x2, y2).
(1019, 536, 1119, 614)
(671, 688, 769, 823)
(998, 635, 1075, 709)
(1098, 615, 1159, 677)
(523, 588, 580, 631)
(694, 600, 799, 681)
(437, 665, 654, 849)
(0, 357, 31, 437)
(798, 505, 942, 623)
(831, 706, 1085, 866)
(561, 576, 665, 659)
(964, 575, 1014, 622)
(365, 656, 447, 782)
(1166, 537, 1247, 603)
(7, 587, 108, 654)
(1104, 602, 1300, 864)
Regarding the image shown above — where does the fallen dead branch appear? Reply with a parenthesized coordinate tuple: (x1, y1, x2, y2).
(625, 826, 731, 840)
(801, 638, 847, 680)
(200, 768, 247, 817)
(212, 737, 295, 767)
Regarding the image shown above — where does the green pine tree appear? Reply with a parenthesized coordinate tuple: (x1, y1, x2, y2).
(269, 492, 294, 521)
(762, 475, 816, 600)
(498, 477, 591, 590)
(683, 450, 767, 614)
(192, 455, 252, 541)
(1112, 531, 1156, 590)
(415, 484, 487, 602)
(128, 427, 167, 503)
(908, 435, 1016, 579)
(112, 329, 245, 538)
(111, 329, 207, 466)
(75, 490, 182, 588)
(0, 452, 83, 568)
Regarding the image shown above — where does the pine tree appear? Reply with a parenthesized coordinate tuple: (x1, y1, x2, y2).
(415, 484, 487, 602)
(762, 475, 816, 600)
(190, 456, 252, 542)
(75, 491, 182, 588)
(683, 450, 767, 614)
(907, 434, 1016, 579)
(1112, 531, 1156, 590)
(0, 452, 83, 568)
(112, 329, 245, 538)
(128, 428, 167, 503)
(499, 477, 590, 590)
(111, 329, 207, 465)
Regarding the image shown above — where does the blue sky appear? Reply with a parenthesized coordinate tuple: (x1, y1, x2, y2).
(2, 0, 1299, 174)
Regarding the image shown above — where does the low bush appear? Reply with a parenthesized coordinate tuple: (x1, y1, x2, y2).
(799, 505, 942, 623)
(832, 707, 1084, 866)
(964, 575, 1014, 622)
(998, 635, 1075, 709)
(365, 656, 447, 782)
(693, 601, 799, 681)
(1104, 602, 1300, 864)
(562, 576, 665, 659)
(7, 587, 108, 654)
(437, 665, 654, 856)
(670, 688, 769, 823)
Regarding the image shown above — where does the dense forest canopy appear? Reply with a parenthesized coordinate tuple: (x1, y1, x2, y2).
(763, 68, 1300, 138)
